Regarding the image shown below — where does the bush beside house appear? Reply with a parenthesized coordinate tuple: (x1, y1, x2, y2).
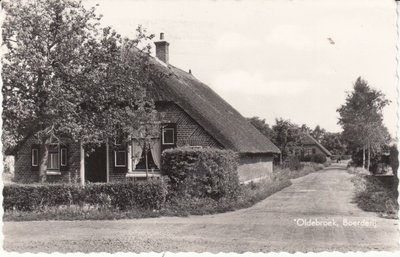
(161, 147, 240, 200)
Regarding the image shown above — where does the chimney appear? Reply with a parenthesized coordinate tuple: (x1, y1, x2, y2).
(154, 32, 169, 64)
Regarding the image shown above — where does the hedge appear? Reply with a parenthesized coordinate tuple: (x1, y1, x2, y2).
(310, 153, 327, 164)
(161, 147, 240, 200)
(3, 179, 167, 212)
(300, 153, 327, 164)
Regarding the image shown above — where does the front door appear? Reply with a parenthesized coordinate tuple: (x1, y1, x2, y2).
(85, 144, 107, 182)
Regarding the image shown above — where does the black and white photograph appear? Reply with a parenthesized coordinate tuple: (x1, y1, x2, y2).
(1, 0, 399, 253)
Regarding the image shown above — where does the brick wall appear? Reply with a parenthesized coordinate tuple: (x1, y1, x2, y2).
(157, 102, 222, 148)
(14, 137, 81, 184)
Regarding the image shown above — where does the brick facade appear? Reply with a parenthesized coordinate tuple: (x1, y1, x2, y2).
(14, 102, 223, 183)
(157, 102, 223, 149)
(14, 137, 81, 183)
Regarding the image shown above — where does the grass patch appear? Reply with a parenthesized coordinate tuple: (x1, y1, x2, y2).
(3, 205, 161, 221)
(351, 173, 399, 219)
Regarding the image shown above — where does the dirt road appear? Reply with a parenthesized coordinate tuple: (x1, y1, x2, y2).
(3, 166, 399, 253)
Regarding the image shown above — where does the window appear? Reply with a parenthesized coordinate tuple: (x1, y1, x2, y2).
(32, 149, 39, 166)
(162, 124, 175, 145)
(305, 148, 313, 156)
(312, 148, 316, 154)
(115, 135, 123, 146)
(115, 150, 126, 167)
(47, 145, 59, 170)
(61, 148, 68, 166)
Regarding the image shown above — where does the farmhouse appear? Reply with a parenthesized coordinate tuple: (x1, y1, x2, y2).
(293, 133, 332, 159)
(11, 33, 280, 184)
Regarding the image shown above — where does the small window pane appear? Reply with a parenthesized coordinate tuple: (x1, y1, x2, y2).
(32, 149, 38, 166)
(115, 151, 126, 167)
(61, 148, 67, 166)
(163, 128, 175, 144)
(47, 153, 59, 170)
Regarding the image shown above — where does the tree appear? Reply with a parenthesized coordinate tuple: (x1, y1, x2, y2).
(272, 118, 305, 161)
(320, 132, 346, 156)
(247, 117, 274, 140)
(2, 0, 157, 182)
(300, 124, 312, 134)
(311, 125, 326, 142)
(337, 77, 390, 170)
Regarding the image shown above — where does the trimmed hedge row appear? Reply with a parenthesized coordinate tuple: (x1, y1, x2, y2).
(3, 180, 167, 211)
(161, 147, 240, 200)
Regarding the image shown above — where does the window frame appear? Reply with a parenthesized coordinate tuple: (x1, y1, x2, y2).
(162, 127, 175, 145)
(114, 150, 127, 167)
(60, 148, 68, 167)
(32, 149, 39, 167)
(47, 152, 59, 170)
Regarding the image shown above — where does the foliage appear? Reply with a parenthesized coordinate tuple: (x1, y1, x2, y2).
(281, 155, 303, 170)
(3, 179, 167, 211)
(271, 118, 306, 159)
(161, 147, 240, 200)
(248, 117, 347, 160)
(300, 154, 311, 162)
(320, 132, 346, 156)
(389, 145, 399, 178)
(310, 153, 327, 164)
(311, 125, 326, 142)
(351, 174, 398, 219)
(2, 0, 158, 182)
(337, 77, 391, 169)
(247, 117, 275, 140)
(4, 161, 327, 221)
(162, 173, 292, 217)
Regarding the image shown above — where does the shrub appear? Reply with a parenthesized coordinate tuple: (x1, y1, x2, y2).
(3, 179, 167, 212)
(300, 154, 311, 162)
(161, 147, 240, 200)
(282, 155, 303, 170)
(310, 153, 327, 164)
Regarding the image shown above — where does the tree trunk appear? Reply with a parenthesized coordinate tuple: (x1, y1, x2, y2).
(362, 146, 366, 169)
(367, 143, 371, 172)
(80, 142, 85, 186)
(39, 139, 49, 183)
(145, 148, 149, 180)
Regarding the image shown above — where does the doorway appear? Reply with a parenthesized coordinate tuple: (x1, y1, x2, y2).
(85, 144, 107, 182)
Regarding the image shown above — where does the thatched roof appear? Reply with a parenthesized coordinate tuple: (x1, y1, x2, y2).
(302, 133, 332, 157)
(148, 57, 280, 154)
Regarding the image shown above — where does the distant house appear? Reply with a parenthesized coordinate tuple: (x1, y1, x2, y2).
(10, 33, 280, 184)
(294, 133, 332, 159)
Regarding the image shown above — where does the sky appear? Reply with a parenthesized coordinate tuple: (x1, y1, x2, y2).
(85, 0, 398, 136)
